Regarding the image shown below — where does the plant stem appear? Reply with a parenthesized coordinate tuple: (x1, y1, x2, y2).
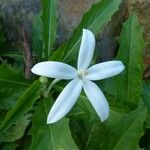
(44, 78, 60, 98)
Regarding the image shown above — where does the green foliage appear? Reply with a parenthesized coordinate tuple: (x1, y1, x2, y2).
(142, 80, 150, 108)
(63, 0, 121, 63)
(0, 90, 22, 110)
(110, 107, 147, 150)
(0, 115, 30, 142)
(1, 142, 17, 150)
(49, 43, 66, 61)
(0, 64, 30, 89)
(41, 0, 57, 58)
(142, 81, 150, 129)
(56, 82, 147, 149)
(30, 97, 78, 150)
(105, 13, 145, 110)
(0, 64, 31, 110)
(115, 13, 145, 108)
(0, 80, 41, 135)
(70, 107, 147, 150)
(0, 51, 23, 62)
(32, 14, 43, 58)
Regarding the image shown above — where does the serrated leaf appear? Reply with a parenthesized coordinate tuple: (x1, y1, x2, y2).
(63, 0, 121, 63)
(114, 13, 145, 108)
(29, 97, 78, 150)
(0, 115, 30, 142)
(42, 0, 57, 58)
(0, 80, 41, 134)
(0, 64, 31, 110)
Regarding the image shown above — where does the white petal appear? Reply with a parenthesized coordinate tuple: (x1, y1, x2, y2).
(31, 61, 77, 80)
(47, 78, 82, 124)
(86, 61, 125, 81)
(83, 79, 109, 122)
(77, 29, 95, 70)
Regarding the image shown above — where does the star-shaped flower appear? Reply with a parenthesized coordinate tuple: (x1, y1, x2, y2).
(31, 29, 125, 124)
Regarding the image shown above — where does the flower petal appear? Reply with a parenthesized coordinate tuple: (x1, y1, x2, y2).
(77, 29, 95, 70)
(83, 79, 109, 122)
(31, 61, 77, 80)
(86, 61, 125, 81)
(47, 78, 82, 124)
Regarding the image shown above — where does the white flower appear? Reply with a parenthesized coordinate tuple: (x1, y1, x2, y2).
(31, 29, 125, 124)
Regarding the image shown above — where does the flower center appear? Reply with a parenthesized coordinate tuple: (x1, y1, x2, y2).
(77, 69, 88, 78)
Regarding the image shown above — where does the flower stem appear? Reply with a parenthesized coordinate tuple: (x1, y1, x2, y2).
(44, 78, 60, 98)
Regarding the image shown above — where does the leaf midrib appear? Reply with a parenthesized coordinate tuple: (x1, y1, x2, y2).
(0, 79, 30, 87)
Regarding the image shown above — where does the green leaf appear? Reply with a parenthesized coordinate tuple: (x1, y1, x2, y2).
(112, 108, 147, 150)
(0, 90, 22, 110)
(63, 0, 121, 63)
(0, 51, 23, 61)
(42, 0, 57, 58)
(0, 64, 31, 110)
(0, 115, 30, 142)
(29, 97, 78, 150)
(0, 64, 31, 89)
(0, 80, 41, 134)
(1, 142, 17, 150)
(49, 43, 66, 61)
(70, 107, 147, 150)
(142, 80, 150, 128)
(114, 13, 145, 108)
(142, 80, 150, 108)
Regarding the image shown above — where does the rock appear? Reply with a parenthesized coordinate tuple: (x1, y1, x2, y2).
(57, 0, 98, 43)
(133, 0, 150, 79)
